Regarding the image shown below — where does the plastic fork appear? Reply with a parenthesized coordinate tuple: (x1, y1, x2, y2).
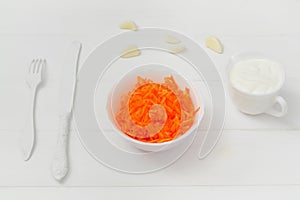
(20, 59, 46, 161)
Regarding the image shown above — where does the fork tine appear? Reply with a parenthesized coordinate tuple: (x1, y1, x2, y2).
(37, 59, 41, 73)
(41, 59, 46, 73)
(35, 59, 40, 73)
(35, 59, 41, 73)
(33, 59, 39, 73)
(37, 59, 44, 74)
(29, 59, 35, 73)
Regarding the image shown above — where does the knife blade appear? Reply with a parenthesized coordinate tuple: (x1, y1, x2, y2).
(52, 41, 81, 181)
(59, 41, 81, 114)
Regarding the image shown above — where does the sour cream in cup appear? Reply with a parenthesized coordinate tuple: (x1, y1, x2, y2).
(227, 52, 287, 117)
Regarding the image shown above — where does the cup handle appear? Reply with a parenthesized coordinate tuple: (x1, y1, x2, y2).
(265, 96, 288, 117)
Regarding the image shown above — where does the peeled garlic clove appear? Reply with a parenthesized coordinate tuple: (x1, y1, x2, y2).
(120, 45, 141, 58)
(168, 45, 186, 54)
(119, 21, 137, 31)
(205, 36, 223, 54)
(165, 35, 181, 44)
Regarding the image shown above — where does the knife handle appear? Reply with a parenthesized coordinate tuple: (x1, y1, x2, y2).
(52, 113, 71, 181)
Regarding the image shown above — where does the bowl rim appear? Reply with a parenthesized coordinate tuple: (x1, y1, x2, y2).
(108, 63, 205, 147)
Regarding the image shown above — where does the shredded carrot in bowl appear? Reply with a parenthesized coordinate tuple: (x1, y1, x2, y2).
(115, 75, 200, 143)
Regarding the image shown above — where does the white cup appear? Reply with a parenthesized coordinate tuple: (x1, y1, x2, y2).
(227, 52, 288, 117)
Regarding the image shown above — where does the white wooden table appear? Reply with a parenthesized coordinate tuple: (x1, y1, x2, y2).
(0, 0, 299, 199)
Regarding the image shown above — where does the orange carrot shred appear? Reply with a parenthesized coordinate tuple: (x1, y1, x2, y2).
(115, 75, 200, 143)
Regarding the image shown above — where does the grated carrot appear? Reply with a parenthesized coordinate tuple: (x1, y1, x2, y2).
(115, 76, 200, 143)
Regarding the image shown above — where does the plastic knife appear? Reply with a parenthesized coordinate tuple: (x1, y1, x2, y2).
(52, 41, 81, 181)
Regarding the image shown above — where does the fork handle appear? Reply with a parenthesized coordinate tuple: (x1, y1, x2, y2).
(21, 87, 37, 161)
(52, 112, 71, 181)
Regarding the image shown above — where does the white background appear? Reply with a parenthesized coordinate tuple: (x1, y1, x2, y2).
(0, 0, 300, 199)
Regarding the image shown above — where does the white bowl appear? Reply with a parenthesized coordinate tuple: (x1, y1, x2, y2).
(107, 64, 205, 152)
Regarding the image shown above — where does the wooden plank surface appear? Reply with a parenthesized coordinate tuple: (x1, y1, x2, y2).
(0, 130, 299, 186)
(0, 186, 300, 200)
(0, 0, 299, 199)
